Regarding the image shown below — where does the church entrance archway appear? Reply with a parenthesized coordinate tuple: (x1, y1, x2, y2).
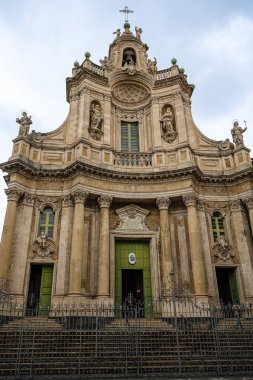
(27, 264, 53, 316)
(216, 267, 240, 305)
(115, 240, 152, 317)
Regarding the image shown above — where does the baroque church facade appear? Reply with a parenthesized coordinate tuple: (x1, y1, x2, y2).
(1, 21, 253, 314)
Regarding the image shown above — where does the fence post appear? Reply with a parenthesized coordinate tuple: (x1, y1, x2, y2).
(172, 294, 181, 374)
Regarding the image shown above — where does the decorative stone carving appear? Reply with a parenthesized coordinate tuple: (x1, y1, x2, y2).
(115, 204, 150, 231)
(113, 28, 121, 40)
(147, 58, 157, 74)
(99, 54, 115, 71)
(16, 111, 32, 137)
(156, 197, 171, 210)
(231, 120, 247, 148)
(229, 199, 243, 212)
(29, 130, 43, 143)
(32, 232, 56, 260)
(61, 195, 74, 208)
(22, 192, 36, 206)
(243, 197, 253, 210)
(135, 26, 142, 40)
(89, 101, 103, 140)
(183, 193, 198, 207)
(197, 200, 205, 211)
(72, 191, 88, 204)
(5, 187, 23, 202)
(113, 83, 149, 103)
(213, 236, 234, 263)
(218, 138, 234, 152)
(160, 105, 177, 143)
(98, 195, 113, 208)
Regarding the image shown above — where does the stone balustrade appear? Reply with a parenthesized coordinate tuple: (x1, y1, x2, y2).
(89, 62, 105, 77)
(114, 152, 153, 167)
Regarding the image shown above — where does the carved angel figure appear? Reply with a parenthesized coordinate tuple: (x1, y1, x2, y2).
(16, 111, 32, 137)
(147, 57, 157, 74)
(231, 121, 247, 147)
(99, 54, 115, 70)
(113, 29, 121, 39)
(135, 26, 142, 40)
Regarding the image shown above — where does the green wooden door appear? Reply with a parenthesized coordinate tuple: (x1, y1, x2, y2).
(39, 265, 53, 316)
(115, 240, 152, 317)
(229, 270, 240, 304)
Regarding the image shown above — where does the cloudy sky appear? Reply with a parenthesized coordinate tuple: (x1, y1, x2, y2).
(0, 0, 253, 232)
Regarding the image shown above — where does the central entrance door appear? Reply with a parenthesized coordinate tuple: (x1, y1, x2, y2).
(216, 267, 240, 305)
(115, 240, 152, 317)
(27, 264, 53, 316)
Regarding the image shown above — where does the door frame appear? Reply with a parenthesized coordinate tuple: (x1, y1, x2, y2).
(110, 231, 159, 304)
(214, 265, 242, 304)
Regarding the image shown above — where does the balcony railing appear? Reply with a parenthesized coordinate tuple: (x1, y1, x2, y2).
(114, 152, 152, 167)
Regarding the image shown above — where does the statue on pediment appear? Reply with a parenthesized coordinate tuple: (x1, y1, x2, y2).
(16, 111, 32, 137)
(231, 120, 247, 148)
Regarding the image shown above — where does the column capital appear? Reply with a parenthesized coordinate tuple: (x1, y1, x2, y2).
(156, 197, 171, 210)
(22, 192, 36, 206)
(5, 187, 23, 202)
(61, 194, 74, 208)
(72, 191, 89, 204)
(98, 195, 113, 208)
(229, 199, 243, 212)
(183, 193, 198, 207)
(242, 196, 253, 210)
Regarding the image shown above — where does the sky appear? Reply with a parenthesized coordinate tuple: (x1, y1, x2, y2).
(0, 0, 253, 233)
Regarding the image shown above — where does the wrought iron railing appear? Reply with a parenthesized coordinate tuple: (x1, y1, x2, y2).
(0, 298, 253, 378)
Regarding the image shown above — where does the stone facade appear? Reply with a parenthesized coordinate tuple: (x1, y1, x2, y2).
(1, 22, 253, 310)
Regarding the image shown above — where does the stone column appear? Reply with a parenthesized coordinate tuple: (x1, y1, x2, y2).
(0, 187, 22, 290)
(55, 195, 74, 296)
(230, 199, 253, 301)
(97, 195, 112, 298)
(11, 192, 36, 295)
(183, 194, 207, 296)
(68, 191, 88, 295)
(156, 197, 174, 288)
(242, 196, 253, 236)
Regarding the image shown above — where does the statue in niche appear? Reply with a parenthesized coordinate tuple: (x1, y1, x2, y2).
(231, 120, 247, 148)
(16, 111, 32, 137)
(147, 57, 157, 74)
(122, 49, 139, 76)
(160, 106, 177, 143)
(89, 101, 103, 140)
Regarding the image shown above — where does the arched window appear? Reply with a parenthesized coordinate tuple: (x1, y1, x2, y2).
(39, 206, 55, 237)
(211, 211, 225, 241)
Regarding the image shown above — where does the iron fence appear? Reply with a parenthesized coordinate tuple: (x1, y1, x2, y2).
(0, 296, 253, 378)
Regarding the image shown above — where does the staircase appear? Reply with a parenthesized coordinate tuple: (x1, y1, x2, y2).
(0, 316, 253, 378)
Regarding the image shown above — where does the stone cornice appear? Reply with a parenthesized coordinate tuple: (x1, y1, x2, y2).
(154, 75, 195, 97)
(1, 157, 253, 186)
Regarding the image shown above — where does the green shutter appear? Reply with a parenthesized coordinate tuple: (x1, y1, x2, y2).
(121, 122, 139, 152)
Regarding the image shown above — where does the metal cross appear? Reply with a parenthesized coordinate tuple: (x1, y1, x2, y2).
(119, 6, 133, 22)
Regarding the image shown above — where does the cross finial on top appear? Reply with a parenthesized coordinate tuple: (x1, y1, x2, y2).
(119, 6, 133, 22)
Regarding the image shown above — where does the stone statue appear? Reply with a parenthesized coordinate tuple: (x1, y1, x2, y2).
(160, 106, 177, 143)
(135, 26, 142, 40)
(147, 58, 157, 74)
(16, 111, 32, 137)
(99, 54, 115, 71)
(231, 121, 247, 147)
(113, 29, 121, 40)
(122, 50, 139, 76)
(89, 102, 103, 140)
